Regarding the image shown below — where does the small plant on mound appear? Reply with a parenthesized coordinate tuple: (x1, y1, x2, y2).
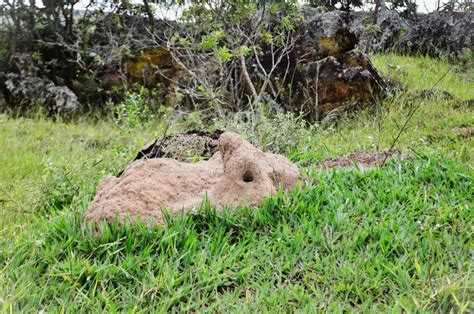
(215, 106, 315, 156)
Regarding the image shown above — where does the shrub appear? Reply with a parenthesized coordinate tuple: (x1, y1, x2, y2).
(215, 106, 315, 156)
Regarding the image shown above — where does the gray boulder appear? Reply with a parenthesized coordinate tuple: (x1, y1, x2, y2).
(2, 71, 81, 115)
(398, 12, 473, 56)
(295, 9, 358, 60)
(349, 10, 404, 53)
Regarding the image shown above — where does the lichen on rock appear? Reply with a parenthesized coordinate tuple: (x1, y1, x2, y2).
(123, 47, 178, 87)
(278, 50, 386, 119)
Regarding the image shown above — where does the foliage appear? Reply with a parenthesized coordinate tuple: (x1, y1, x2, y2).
(113, 91, 153, 129)
(111, 86, 175, 129)
(0, 36, 6, 63)
(307, 0, 363, 11)
(215, 107, 314, 155)
(439, 0, 473, 12)
(199, 31, 226, 52)
(390, 0, 418, 18)
(454, 48, 474, 74)
(364, 24, 382, 36)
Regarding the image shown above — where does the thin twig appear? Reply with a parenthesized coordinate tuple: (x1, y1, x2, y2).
(381, 68, 451, 166)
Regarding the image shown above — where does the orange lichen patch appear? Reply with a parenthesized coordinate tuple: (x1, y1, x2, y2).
(123, 47, 177, 86)
(344, 55, 363, 68)
(318, 80, 371, 104)
(319, 37, 341, 55)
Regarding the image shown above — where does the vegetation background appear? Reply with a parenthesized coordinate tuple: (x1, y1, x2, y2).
(0, 0, 472, 312)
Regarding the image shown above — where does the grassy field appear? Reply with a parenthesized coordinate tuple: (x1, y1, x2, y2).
(0, 54, 472, 312)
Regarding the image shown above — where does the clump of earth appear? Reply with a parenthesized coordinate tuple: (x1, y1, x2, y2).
(320, 150, 400, 170)
(86, 132, 301, 225)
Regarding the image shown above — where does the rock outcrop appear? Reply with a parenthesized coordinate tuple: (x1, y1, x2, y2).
(305, 50, 386, 116)
(350, 10, 404, 53)
(277, 50, 386, 119)
(0, 54, 81, 116)
(2, 8, 470, 118)
(398, 12, 473, 57)
(295, 10, 358, 60)
(85, 132, 301, 225)
(2, 73, 80, 115)
(295, 9, 404, 57)
(2, 74, 80, 116)
(254, 9, 388, 119)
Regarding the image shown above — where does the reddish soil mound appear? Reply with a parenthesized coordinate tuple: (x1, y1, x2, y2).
(85, 132, 301, 225)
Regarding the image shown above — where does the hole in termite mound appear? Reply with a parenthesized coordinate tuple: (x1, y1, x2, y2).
(242, 170, 254, 183)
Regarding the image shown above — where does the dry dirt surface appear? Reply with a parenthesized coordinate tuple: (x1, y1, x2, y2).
(86, 132, 301, 225)
(452, 127, 474, 139)
(320, 150, 400, 170)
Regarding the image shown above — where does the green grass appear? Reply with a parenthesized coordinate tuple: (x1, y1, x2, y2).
(0, 116, 166, 244)
(372, 53, 474, 100)
(0, 54, 473, 312)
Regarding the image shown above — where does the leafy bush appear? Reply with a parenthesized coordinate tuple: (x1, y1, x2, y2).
(0, 36, 6, 62)
(215, 106, 315, 156)
(113, 95, 150, 128)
